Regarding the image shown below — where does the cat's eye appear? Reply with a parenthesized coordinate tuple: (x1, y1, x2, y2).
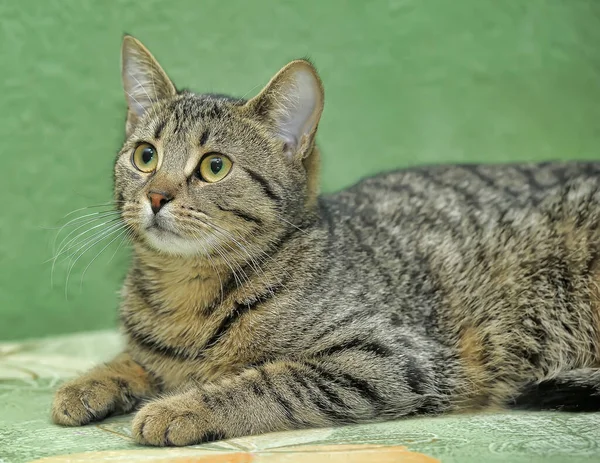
(132, 143, 158, 173)
(196, 153, 232, 183)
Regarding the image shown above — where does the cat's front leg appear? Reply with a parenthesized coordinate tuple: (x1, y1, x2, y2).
(133, 356, 443, 446)
(52, 352, 159, 426)
(132, 360, 331, 446)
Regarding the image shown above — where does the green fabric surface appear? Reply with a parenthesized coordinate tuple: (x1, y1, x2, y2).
(1, 331, 600, 463)
(1, 0, 600, 340)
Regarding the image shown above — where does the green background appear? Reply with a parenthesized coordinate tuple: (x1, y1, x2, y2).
(1, 0, 599, 341)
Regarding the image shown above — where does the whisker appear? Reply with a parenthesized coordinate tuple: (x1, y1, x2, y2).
(51, 209, 118, 234)
(51, 216, 122, 263)
(52, 211, 121, 254)
(180, 212, 286, 287)
(177, 208, 304, 309)
(212, 222, 292, 282)
(79, 228, 130, 289)
(184, 221, 254, 292)
(201, 224, 267, 287)
(64, 224, 126, 299)
(106, 227, 135, 266)
(40, 207, 120, 232)
(275, 214, 306, 233)
(179, 218, 256, 290)
(61, 202, 123, 219)
(210, 241, 245, 290)
(209, 226, 304, 312)
(188, 229, 224, 306)
(179, 216, 307, 316)
(56, 221, 125, 267)
(49, 218, 123, 287)
(182, 217, 286, 300)
(241, 82, 264, 100)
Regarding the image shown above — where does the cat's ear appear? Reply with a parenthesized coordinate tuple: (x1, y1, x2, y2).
(121, 35, 176, 135)
(246, 60, 324, 159)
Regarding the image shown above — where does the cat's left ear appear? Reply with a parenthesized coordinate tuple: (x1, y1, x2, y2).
(121, 35, 176, 136)
(246, 60, 324, 159)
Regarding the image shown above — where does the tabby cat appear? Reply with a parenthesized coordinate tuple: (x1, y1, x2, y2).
(52, 35, 600, 446)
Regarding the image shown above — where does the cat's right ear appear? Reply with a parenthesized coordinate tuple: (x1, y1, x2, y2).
(121, 35, 176, 136)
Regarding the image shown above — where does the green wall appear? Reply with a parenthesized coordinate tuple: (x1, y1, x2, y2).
(1, 0, 599, 341)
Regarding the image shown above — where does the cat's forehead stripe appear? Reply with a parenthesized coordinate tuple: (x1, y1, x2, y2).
(199, 128, 210, 147)
(154, 119, 167, 140)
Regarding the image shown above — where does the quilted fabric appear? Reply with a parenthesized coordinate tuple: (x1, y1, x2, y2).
(1, 331, 600, 463)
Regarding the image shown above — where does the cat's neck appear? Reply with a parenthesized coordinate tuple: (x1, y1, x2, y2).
(128, 217, 324, 314)
(133, 243, 229, 279)
(130, 242, 275, 313)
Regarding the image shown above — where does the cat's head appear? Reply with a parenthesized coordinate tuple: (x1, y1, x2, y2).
(114, 36, 324, 256)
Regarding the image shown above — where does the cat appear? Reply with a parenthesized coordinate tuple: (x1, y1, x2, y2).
(52, 35, 600, 446)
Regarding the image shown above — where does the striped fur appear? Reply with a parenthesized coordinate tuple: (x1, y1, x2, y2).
(52, 36, 600, 446)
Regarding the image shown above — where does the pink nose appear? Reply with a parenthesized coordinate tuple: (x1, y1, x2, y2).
(147, 191, 173, 214)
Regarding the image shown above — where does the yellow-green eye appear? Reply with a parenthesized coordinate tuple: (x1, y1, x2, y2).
(196, 153, 232, 183)
(132, 143, 158, 172)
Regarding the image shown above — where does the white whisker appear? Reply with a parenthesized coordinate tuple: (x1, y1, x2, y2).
(276, 215, 306, 233)
(61, 202, 120, 219)
(57, 222, 125, 269)
(64, 224, 126, 299)
(241, 82, 264, 100)
(51, 216, 122, 263)
(52, 212, 121, 255)
(106, 227, 134, 266)
(79, 228, 129, 289)
(189, 229, 224, 306)
(49, 219, 122, 288)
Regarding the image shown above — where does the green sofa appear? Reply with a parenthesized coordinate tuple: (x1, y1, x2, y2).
(2, 331, 600, 463)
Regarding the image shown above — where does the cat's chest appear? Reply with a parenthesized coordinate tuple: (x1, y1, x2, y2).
(125, 306, 252, 389)
(154, 274, 220, 313)
(123, 279, 266, 389)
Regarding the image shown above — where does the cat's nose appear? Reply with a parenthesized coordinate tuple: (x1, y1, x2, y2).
(147, 191, 173, 214)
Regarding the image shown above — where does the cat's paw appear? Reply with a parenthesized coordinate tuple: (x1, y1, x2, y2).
(52, 376, 130, 426)
(132, 395, 225, 446)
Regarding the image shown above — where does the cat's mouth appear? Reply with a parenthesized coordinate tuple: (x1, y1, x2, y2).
(145, 216, 183, 239)
(143, 217, 209, 255)
(141, 212, 213, 255)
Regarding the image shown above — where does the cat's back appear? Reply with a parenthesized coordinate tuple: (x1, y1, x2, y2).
(306, 160, 600, 340)
(315, 161, 600, 305)
(321, 161, 600, 237)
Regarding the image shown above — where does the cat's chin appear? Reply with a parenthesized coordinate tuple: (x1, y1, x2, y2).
(143, 226, 211, 257)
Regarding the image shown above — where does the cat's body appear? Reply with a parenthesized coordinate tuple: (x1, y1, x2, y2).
(52, 37, 600, 446)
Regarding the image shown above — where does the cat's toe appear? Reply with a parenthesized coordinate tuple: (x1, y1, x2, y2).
(133, 399, 224, 447)
(51, 379, 120, 426)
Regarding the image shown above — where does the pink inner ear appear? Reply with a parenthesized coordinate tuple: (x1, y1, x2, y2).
(269, 67, 322, 156)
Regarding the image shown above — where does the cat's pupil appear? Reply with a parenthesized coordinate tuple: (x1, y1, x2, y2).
(142, 148, 154, 164)
(210, 158, 223, 174)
